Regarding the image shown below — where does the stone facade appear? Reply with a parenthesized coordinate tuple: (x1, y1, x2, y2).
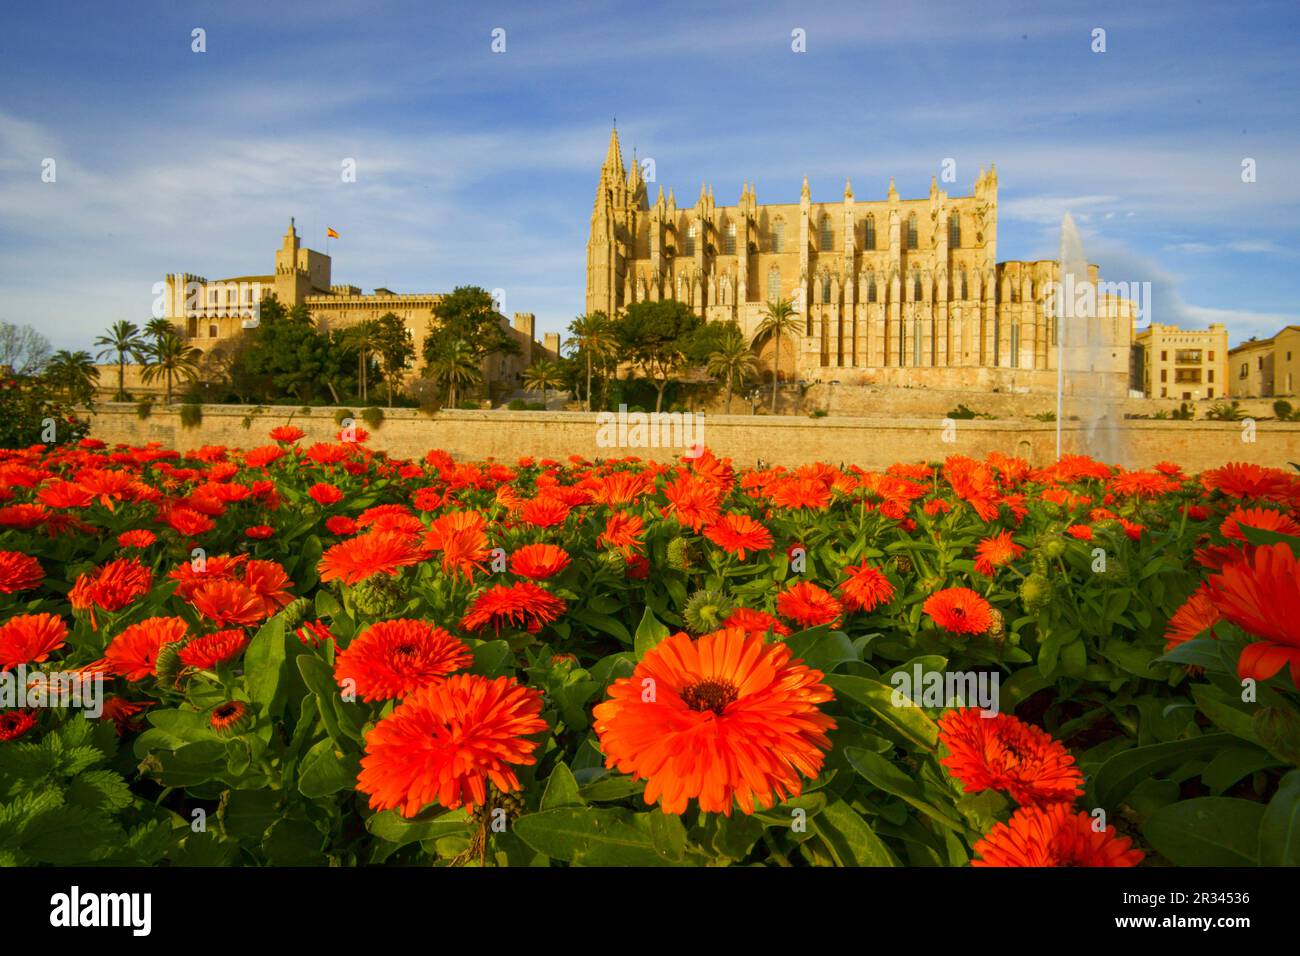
(1135, 323, 1229, 402)
(586, 128, 1134, 396)
(1229, 326, 1300, 399)
(161, 220, 557, 389)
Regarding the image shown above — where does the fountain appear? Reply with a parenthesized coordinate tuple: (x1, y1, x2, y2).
(1056, 213, 1126, 465)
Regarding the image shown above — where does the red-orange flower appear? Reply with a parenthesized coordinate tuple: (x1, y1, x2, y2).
(1219, 506, 1300, 542)
(357, 674, 547, 815)
(460, 582, 566, 634)
(923, 587, 994, 635)
(938, 708, 1083, 805)
(972, 803, 1143, 867)
(68, 558, 152, 625)
(1164, 586, 1220, 650)
(188, 579, 270, 628)
(0, 613, 68, 669)
(509, 543, 571, 580)
(838, 561, 895, 613)
(334, 619, 473, 702)
(722, 607, 791, 637)
(593, 628, 836, 815)
(1206, 542, 1300, 687)
(973, 530, 1024, 576)
(209, 699, 249, 734)
(178, 629, 250, 670)
(775, 581, 843, 627)
(319, 529, 430, 585)
(0, 709, 37, 741)
(703, 513, 773, 560)
(598, 511, 645, 558)
(104, 616, 188, 680)
(0, 551, 43, 594)
(661, 472, 722, 532)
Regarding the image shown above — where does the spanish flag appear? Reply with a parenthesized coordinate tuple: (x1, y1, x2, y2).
(326, 227, 340, 238)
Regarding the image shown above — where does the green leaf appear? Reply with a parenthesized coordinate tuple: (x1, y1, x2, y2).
(843, 748, 963, 831)
(513, 807, 687, 866)
(810, 799, 898, 867)
(1260, 770, 1300, 866)
(1191, 686, 1260, 744)
(783, 627, 861, 674)
(578, 774, 646, 802)
(297, 738, 360, 798)
(365, 808, 471, 847)
(540, 763, 585, 810)
(470, 639, 512, 677)
(1143, 797, 1264, 866)
(571, 609, 632, 645)
(824, 674, 939, 750)
(1091, 734, 1233, 809)
(633, 607, 671, 659)
(1158, 635, 1228, 671)
(244, 614, 289, 719)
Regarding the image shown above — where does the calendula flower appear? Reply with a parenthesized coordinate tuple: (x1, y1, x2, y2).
(319, 529, 430, 585)
(104, 616, 188, 681)
(973, 530, 1024, 576)
(938, 708, 1084, 805)
(357, 674, 546, 815)
(972, 803, 1143, 867)
(703, 513, 773, 560)
(776, 581, 843, 628)
(178, 629, 250, 670)
(923, 587, 994, 635)
(0, 551, 43, 594)
(460, 582, 566, 634)
(838, 561, 895, 612)
(509, 543, 571, 580)
(0, 709, 37, 742)
(0, 613, 68, 669)
(593, 628, 835, 815)
(1207, 542, 1300, 688)
(209, 699, 250, 734)
(1164, 586, 1220, 650)
(68, 558, 152, 626)
(334, 619, 473, 702)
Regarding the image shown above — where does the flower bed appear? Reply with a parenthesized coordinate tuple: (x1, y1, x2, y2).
(0, 430, 1297, 867)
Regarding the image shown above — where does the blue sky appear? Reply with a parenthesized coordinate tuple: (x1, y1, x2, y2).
(1, 0, 1297, 352)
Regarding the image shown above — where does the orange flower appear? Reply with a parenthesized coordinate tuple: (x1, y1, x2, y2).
(593, 628, 836, 815)
(319, 529, 430, 585)
(116, 529, 156, 549)
(973, 530, 1024, 576)
(460, 582, 566, 634)
(518, 496, 571, 529)
(243, 559, 294, 617)
(598, 510, 645, 558)
(1164, 586, 1220, 650)
(509, 543, 571, 580)
(703, 513, 773, 560)
(0, 709, 38, 741)
(1201, 462, 1296, 501)
(357, 674, 546, 815)
(0, 613, 68, 669)
(105, 616, 188, 681)
(972, 803, 1143, 867)
(1206, 542, 1300, 688)
(768, 477, 833, 511)
(209, 699, 249, 734)
(334, 619, 473, 702)
(268, 425, 305, 444)
(1219, 506, 1300, 542)
(0, 551, 43, 594)
(68, 558, 152, 625)
(722, 607, 791, 637)
(775, 581, 843, 628)
(838, 561, 895, 613)
(178, 629, 250, 670)
(661, 472, 722, 532)
(938, 708, 1083, 805)
(188, 579, 270, 628)
(589, 470, 654, 505)
(923, 587, 994, 635)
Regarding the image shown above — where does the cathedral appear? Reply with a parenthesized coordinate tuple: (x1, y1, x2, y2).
(586, 128, 1135, 395)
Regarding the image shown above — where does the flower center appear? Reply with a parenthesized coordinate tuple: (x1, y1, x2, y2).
(681, 678, 739, 715)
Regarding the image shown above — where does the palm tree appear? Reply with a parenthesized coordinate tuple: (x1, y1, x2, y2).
(45, 350, 100, 405)
(143, 318, 175, 351)
(755, 298, 800, 414)
(706, 324, 757, 414)
(564, 312, 617, 412)
(344, 319, 380, 403)
(141, 328, 201, 403)
(427, 339, 482, 408)
(523, 359, 564, 408)
(93, 320, 145, 401)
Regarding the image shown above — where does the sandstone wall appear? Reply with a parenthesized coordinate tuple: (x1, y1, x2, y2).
(84, 404, 1300, 473)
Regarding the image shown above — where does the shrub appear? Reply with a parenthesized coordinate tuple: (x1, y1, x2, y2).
(360, 406, 385, 430)
(333, 407, 355, 427)
(1273, 399, 1294, 421)
(178, 402, 203, 430)
(507, 398, 528, 411)
(946, 403, 979, 420)
(136, 399, 153, 420)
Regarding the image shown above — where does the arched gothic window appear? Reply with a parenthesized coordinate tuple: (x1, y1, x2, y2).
(819, 214, 833, 251)
(906, 213, 918, 250)
(724, 223, 736, 255)
(948, 214, 961, 248)
(771, 221, 784, 253)
(863, 215, 876, 250)
(767, 265, 781, 303)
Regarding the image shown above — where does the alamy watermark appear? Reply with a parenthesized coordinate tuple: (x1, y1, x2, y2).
(0, 665, 104, 718)
(890, 664, 1000, 716)
(596, 404, 704, 457)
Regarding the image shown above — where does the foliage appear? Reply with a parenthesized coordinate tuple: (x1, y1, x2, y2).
(422, 287, 519, 369)
(614, 299, 702, 413)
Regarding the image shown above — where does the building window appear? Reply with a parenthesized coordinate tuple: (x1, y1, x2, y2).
(1160, 370, 1167, 382)
(1010, 323, 1020, 367)
(724, 223, 736, 255)
(960, 270, 968, 300)
(767, 266, 781, 303)
(821, 275, 832, 303)
(1174, 349, 1202, 364)
(1174, 368, 1202, 384)
(1240, 362, 1248, 378)
(820, 215, 833, 251)
(685, 224, 696, 256)
(913, 318, 922, 365)
(1208, 387, 1214, 398)
(906, 213, 918, 250)
(1208, 350, 1215, 361)
(863, 215, 876, 250)
(912, 274, 923, 302)
(867, 274, 878, 303)
(1161, 350, 1167, 361)
(208, 324, 218, 337)
(1208, 369, 1215, 383)
(771, 221, 784, 253)
(948, 214, 961, 248)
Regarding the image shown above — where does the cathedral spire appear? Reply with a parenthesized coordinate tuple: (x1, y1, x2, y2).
(844, 178, 853, 200)
(801, 175, 810, 202)
(602, 126, 625, 178)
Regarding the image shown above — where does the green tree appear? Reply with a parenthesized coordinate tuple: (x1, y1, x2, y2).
(614, 299, 701, 413)
(422, 286, 519, 369)
(523, 358, 564, 408)
(564, 312, 616, 412)
(426, 338, 482, 408)
(755, 298, 799, 414)
(372, 313, 416, 407)
(343, 319, 380, 403)
(143, 318, 175, 351)
(93, 320, 146, 401)
(702, 322, 756, 414)
(141, 328, 201, 403)
(44, 350, 100, 405)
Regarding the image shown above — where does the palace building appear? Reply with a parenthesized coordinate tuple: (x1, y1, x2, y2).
(162, 219, 558, 387)
(586, 128, 1136, 396)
